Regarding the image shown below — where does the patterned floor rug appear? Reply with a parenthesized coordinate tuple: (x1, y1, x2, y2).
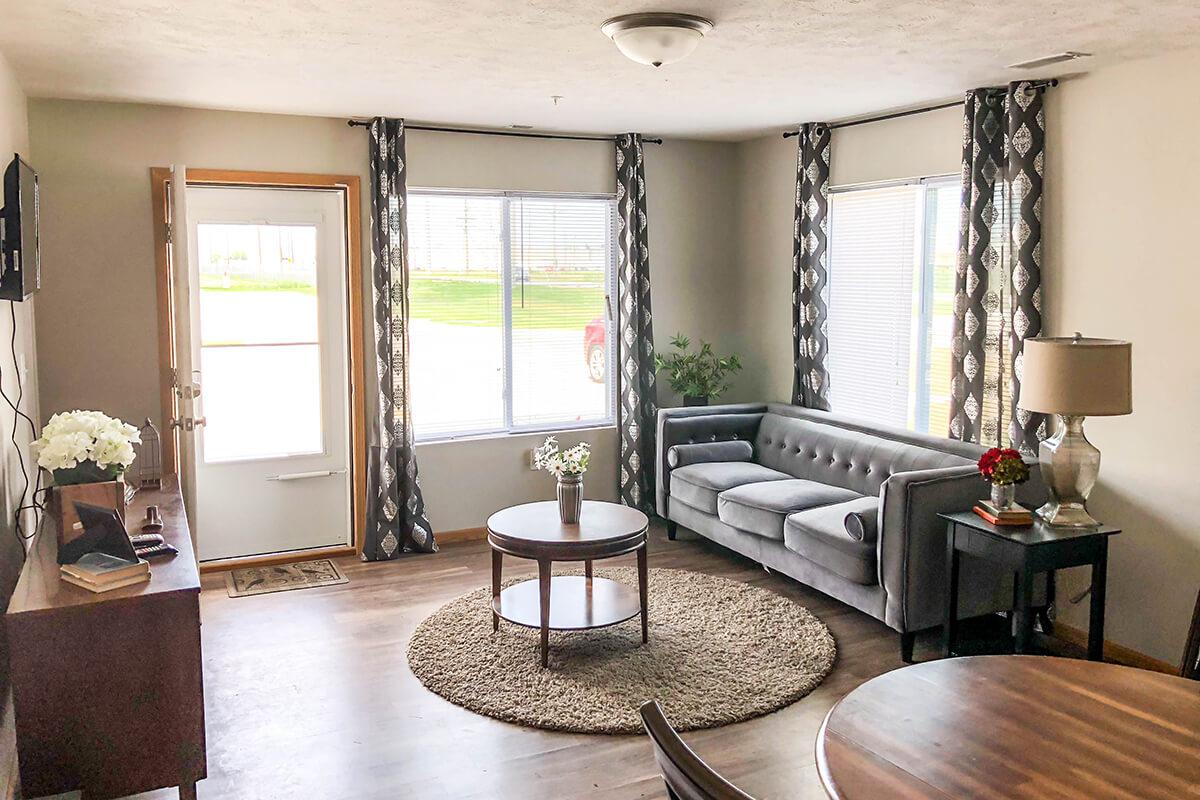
(225, 558, 349, 598)
(407, 566, 837, 734)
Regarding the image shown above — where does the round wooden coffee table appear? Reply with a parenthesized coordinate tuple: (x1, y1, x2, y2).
(487, 500, 649, 668)
(817, 655, 1200, 799)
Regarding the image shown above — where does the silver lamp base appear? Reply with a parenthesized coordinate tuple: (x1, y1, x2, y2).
(1036, 414, 1101, 527)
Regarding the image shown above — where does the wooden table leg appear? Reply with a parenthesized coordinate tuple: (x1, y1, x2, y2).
(179, 781, 198, 800)
(1014, 565, 1034, 654)
(1088, 539, 1108, 661)
(584, 559, 592, 583)
(491, 547, 502, 632)
(942, 522, 960, 658)
(637, 543, 648, 644)
(538, 559, 551, 668)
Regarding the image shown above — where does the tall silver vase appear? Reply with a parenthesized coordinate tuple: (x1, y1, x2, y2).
(557, 474, 583, 524)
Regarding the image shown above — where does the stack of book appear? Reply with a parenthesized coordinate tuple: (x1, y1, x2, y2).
(60, 551, 151, 593)
(973, 500, 1034, 526)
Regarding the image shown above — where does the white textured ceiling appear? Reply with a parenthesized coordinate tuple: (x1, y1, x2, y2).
(3, 1, 1199, 140)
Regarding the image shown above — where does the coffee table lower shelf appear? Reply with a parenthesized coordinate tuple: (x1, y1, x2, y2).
(493, 576, 641, 630)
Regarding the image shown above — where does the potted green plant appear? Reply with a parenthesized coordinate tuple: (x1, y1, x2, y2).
(653, 333, 742, 406)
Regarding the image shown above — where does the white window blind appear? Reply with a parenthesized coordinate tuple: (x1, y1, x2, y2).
(827, 178, 959, 434)
(407, 190, 616, 440)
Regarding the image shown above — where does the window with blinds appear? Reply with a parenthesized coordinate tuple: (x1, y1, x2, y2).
(827, 177, 959, 435)
(407, 190, 616, 440)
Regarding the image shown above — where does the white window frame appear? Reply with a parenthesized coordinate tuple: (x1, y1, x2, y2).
(408, 187, 619, 443)
(828, 173, 958, 434)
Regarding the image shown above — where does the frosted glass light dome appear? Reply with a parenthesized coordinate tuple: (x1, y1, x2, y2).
(601, 13, 714, 68)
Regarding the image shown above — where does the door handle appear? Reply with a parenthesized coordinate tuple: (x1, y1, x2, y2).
(266, 469, 347, 482)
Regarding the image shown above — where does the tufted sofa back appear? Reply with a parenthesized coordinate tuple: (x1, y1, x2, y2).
(753, 413, 975, 497)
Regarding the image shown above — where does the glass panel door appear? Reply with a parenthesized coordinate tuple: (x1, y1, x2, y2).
(185, 185, 351, 562)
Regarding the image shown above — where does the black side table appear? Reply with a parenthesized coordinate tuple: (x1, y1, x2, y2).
(939, 511, 1121, 661)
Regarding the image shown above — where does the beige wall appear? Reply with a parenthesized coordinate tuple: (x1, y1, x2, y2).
(28, 100, 741, 532)
(733, 53, 1200, 663)
(1043, 48, 1200, 664)
(0, 48, 34, 800)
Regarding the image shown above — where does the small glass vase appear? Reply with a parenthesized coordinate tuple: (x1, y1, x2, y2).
(990, 482, 1017, 510)
(557, 474, 583, 524)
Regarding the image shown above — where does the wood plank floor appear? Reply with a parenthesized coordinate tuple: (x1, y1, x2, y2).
(119, 522, 928, 800)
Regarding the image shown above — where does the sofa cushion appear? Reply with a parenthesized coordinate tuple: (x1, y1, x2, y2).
(670, 462, 791, 514)
(667, 440, 755, 469)
(784, 499, 881, 585)
(717, 480, 862, 541)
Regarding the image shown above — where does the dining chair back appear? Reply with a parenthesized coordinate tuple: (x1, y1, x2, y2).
(639, 700, 756, 800)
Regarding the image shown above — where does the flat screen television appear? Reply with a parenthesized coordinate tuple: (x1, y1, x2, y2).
(1, 154, 39, 301)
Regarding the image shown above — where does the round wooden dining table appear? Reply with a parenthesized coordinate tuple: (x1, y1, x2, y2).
(816, 655, 1200, 799)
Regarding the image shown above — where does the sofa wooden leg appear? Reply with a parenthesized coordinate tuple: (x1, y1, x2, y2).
(900, 631, 916, 664)
(666, 521, 677, 540)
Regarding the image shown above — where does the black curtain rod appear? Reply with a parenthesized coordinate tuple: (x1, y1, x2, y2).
(347, 120, 663, 145)
(782, 79, 1058, 138)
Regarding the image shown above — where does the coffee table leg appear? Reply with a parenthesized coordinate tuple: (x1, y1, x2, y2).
(491, 548, 502, 632)
(637, 543, 648, 644)
(585, 559, 593, 583)
(538, 559, 551, 668)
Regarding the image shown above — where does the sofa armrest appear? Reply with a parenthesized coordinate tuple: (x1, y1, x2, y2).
(656, 404, 767, 518)
(878, 464, 1048, 633)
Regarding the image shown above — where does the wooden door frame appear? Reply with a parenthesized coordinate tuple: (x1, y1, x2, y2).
(150, 168, 367, 570)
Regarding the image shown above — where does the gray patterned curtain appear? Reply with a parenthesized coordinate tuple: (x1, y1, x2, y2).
(791, 123, 832, 410)
(949, 82, 1048, 455)
(364, 117, 436, 560)
(616, 133, 656, 513)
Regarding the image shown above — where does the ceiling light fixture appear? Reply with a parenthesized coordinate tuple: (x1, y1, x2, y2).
(1008, 51, 1092, 70)
(600, 12, 714, 68)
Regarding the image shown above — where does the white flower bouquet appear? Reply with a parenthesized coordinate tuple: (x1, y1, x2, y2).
(32, 410, 141, 485)
(533, 436, 590, 478)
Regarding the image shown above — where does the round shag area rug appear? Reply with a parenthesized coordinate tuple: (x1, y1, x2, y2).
(406, 566, 837, 734)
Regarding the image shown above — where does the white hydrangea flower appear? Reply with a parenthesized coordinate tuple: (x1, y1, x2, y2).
(32, 410, 141, 474)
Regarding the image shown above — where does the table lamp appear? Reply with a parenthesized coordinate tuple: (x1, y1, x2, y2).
(1018, 334, 1132, 527)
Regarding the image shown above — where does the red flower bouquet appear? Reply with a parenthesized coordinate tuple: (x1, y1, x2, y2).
(977, 447, 1029, 486)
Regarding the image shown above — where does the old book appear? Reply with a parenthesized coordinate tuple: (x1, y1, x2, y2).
(973, 505, 1033, 527)
(977, 499, 1032, 519)
(61, 552, 149, 584)
(60, 571, 150, 593)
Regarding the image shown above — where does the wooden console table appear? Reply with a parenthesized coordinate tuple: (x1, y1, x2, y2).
(5, 477, 206, 799)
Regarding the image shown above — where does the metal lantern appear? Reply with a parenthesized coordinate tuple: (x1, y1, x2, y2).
(134, 417, 163, 490)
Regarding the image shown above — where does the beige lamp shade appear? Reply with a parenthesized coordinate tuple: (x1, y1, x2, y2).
(1019, 335, 1132, 416)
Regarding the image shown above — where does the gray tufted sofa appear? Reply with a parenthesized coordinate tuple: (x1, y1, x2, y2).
(656, 402, 1047, 660)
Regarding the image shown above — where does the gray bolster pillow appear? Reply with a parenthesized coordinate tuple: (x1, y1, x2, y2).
(841, 497, 881, 542)
(667, 440, 754, 468)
